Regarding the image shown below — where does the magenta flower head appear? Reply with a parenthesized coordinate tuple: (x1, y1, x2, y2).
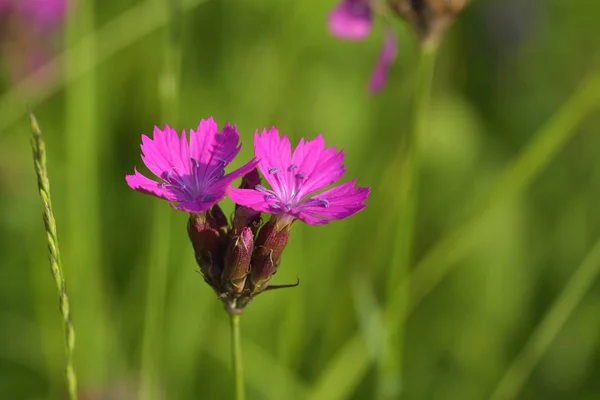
(328, 0, 373, 40)
(228, 127, 370, 228)
(328, 0, 398, 93)
(126, 118, 257, 213)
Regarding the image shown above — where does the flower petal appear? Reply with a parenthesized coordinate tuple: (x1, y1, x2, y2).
(125, 167, 179, 202)
(328, 0, 373, 40)
(292, 135, 346, 198)
(228, 188, 279, 215)
(254, 127, 293, 198)
(189, 118, 241, 167)
(171, 199, 215, 213)
(369, 28, 397, 93)
(225, 157, 261, 184)
(295, 179, 370, 225)
(140, 125, 190, 179)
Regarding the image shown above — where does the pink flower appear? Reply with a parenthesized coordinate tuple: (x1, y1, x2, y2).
(328, 0, 398, 93)
(228, 128, 370, 226)
(5, 0, 67, 29)
(0, 0, 67, 84)
(126, 118, 257, 213)
(328, 0, 373, 40)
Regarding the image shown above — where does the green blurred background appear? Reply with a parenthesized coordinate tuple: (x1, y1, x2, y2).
(2, 0, 600, 399)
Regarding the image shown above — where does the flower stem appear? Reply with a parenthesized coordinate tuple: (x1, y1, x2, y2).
(380, 44, 438, 398)
(230, 313, 246, 400)
(29, 111, 78, 400)
(139, 1, 182, 399)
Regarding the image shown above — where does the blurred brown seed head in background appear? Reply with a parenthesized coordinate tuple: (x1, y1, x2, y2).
(388, 0, 468, 48)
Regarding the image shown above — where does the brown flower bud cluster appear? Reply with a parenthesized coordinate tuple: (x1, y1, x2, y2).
(388, 0, 468, 48)
(187, 168, 296, 314)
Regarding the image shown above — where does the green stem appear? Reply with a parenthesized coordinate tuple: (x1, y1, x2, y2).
(139, 1, 182, 399)
(29, 112, 78, 400)
(230, 313, 245, 400)
(489, 236, 600, 400)
(379, 45, 437, 398)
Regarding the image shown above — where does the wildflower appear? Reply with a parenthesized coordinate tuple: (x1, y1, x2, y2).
(328, 0, 398, 93)
(127, 120, 369, 314)
(228, 127, 370, 228)
(328, 0, 373, 40)
(0, 0, 67, 83)
(125, 118, 257, 213)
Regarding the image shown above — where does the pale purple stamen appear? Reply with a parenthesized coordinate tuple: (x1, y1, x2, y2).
(317, 197, 330, 208)
(268, 167, 280, 174)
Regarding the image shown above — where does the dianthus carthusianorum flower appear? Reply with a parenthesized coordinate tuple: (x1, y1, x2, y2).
(228, 127, 370, 227)
(126, 118, 257, 213)
(328, 0, 397, 93)
(126, 119, 369, 313)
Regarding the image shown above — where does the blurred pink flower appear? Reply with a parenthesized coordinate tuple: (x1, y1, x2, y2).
(328, 0, 373, 40)
(0, 0, 67, 83)
(328, 0, 398, 93)
(126, 118, 258, 214)
(228, 127, 370, 226)
(15, 0, 67, 30)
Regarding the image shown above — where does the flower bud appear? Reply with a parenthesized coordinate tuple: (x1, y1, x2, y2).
(222, 227, 254, 294)
(233, 168, 262, 233)
(248, 217, 291, 295)
(207, 203, 229, 237)
(388, 0, 467, 48)
(187, 211, 225, 289)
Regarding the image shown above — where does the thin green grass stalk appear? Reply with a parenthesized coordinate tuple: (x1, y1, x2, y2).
(489, 236, 600, 400)
(379, 45, 438, 398)
(310, 69, 600, 400)
(205, 320, 310, 399)
(395, 69, 600, 322)
(29, 111, 78, 400)
(0, 0, 208, 134)
(139, 1, 182, 399)
(307, 335, 371, 400)
(64, 0, 121, 381)
(231, 314, 245, 400)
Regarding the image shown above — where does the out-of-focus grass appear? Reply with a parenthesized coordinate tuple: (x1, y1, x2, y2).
(2, 0, 600, 399)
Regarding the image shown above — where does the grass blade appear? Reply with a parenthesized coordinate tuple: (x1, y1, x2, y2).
(29, 111, 78, 400)
(310, 68, 600, 400)
(489, 236, 600, 400)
